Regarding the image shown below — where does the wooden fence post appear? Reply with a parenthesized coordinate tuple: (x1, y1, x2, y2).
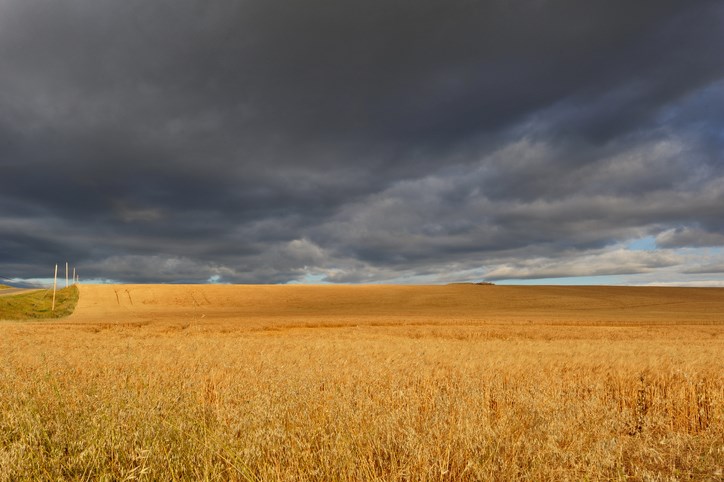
(52, 264, 58, 312)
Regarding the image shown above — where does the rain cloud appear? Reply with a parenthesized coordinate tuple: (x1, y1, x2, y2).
(1, 0, 723, 285)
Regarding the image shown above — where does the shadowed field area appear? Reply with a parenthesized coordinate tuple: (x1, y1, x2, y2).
(69, 283, 724, 327)
(0, 284, 722, 480)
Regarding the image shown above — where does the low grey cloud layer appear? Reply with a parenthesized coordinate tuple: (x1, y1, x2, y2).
(1, 0, 723, 285)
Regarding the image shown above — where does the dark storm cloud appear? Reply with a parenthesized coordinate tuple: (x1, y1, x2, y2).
(657, 227, 724, 249)
(1, 0, 723, 284)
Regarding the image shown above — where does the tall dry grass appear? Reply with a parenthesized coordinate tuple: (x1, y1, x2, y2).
(0, 321, 721, 480)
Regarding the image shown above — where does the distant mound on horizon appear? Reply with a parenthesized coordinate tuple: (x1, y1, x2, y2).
(447, 281, 495, 286)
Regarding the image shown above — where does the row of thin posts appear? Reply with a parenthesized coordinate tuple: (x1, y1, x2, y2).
(52, 262, 79, 312)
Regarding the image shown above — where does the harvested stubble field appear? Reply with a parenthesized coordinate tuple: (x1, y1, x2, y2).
(1, 284, 722, 481)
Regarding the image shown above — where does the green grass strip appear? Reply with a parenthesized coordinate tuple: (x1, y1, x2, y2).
(0, 285, 79, 320)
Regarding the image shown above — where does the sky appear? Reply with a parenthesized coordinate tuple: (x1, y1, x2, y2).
(1, 0, 723, 286)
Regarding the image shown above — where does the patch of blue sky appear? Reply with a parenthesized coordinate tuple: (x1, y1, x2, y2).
(287, 273, 330, 284)
(627, 236, 657, 251)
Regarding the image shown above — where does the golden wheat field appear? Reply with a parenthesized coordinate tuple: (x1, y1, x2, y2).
(1, 284, 722, 481)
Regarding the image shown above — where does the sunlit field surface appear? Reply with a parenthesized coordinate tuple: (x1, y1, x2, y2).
(1, 285, 722, 480)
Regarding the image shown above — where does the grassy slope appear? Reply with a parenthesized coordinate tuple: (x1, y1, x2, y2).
(0, 285, 79, 320)
(0, 284, 11, 290)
